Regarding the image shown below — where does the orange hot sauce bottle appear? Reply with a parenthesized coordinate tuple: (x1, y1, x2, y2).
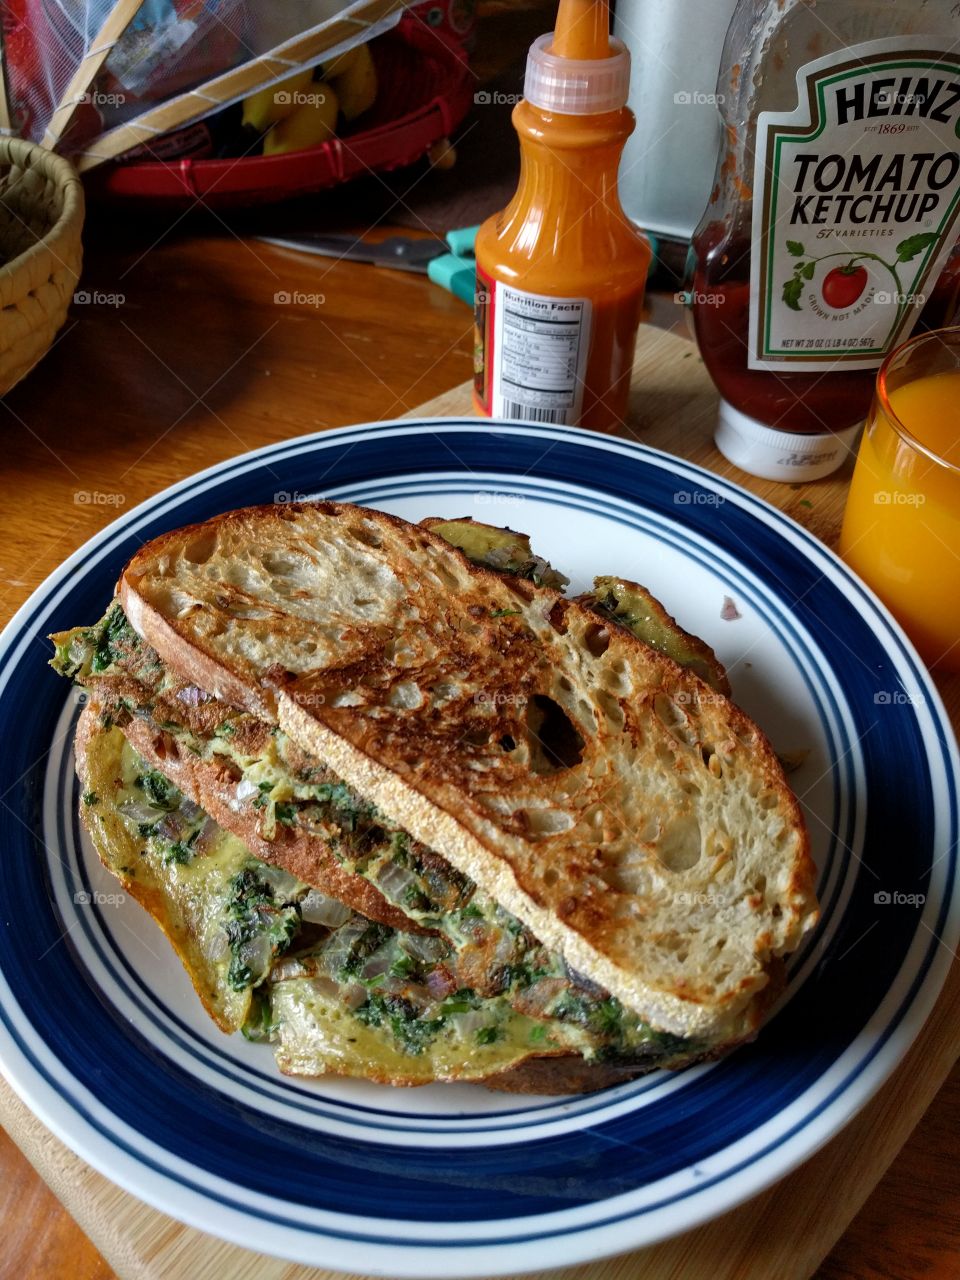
(472, 0, 650, 432)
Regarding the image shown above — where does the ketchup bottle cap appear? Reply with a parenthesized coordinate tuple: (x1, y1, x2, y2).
(715, 399, 862, 482)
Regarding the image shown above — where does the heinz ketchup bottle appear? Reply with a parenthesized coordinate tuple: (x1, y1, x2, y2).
(691, 0, 960, 481)
(473, 0, 650, 431)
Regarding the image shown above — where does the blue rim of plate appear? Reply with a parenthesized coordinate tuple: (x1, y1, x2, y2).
(0, 419, 955, 1277)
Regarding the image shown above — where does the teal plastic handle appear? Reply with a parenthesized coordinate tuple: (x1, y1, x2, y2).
(445, 225, 480, 257)
(427, 254, 475, 305)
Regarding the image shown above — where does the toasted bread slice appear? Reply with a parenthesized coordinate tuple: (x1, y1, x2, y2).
(119, 501, 817, 1042)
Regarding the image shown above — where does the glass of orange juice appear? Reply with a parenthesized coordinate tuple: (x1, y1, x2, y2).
(840, 326, 960, 672)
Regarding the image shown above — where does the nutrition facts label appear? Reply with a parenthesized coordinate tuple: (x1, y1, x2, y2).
(491, 286, 592, 424)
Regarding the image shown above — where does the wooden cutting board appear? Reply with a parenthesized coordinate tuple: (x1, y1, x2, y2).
(2, 322, 957, 1280)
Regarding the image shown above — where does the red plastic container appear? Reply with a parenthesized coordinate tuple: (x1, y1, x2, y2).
(84, 16, 474, 208)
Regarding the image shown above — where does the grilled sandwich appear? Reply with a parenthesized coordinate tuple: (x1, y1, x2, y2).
(52, 503, 817, 1090)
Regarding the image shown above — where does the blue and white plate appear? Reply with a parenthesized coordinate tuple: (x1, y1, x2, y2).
(0, 420, 956, 1276)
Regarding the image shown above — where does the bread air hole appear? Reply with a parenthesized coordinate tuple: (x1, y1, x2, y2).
(584, 623, 609, 656)
(426, 564, 464, 593)
(261, 552, 300, 577)
(654, 814, 703, 872)
(352, 523, 383, 548)
(596, 690, 624, 727)
(603, 669, 632, 697)
(226, 605, 274, 621)
(181, 532, 218, 566)
(654, 694, 698, 747)
(525, 694, 585, 773)
(634, 814, 661, 843)
(523, 808, 575, 837)
(598, 854, 656, 896)
(548, 601, 568, 634)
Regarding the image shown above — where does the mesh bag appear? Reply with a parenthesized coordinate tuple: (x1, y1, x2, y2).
(1, 0, 408, 167)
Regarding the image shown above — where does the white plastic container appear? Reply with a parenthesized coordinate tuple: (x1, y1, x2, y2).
(613, 0, 737, 240)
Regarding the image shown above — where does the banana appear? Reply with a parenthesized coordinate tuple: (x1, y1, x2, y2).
(262, 84, 339, 156)
(329, 42, 377, 121)
(242, 68, 314, 132)
(322, 45, 363, 80)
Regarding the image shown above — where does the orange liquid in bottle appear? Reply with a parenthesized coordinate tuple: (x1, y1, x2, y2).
(473, 0, 650, 432)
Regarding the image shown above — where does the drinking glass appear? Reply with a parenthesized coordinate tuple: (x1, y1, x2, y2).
(839, 327, 960, 672)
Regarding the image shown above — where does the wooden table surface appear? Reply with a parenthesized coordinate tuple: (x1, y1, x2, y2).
(0, 215, 958, 1280)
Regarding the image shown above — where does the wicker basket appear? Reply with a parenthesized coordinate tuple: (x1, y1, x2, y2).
(0, 138, 84, 395)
